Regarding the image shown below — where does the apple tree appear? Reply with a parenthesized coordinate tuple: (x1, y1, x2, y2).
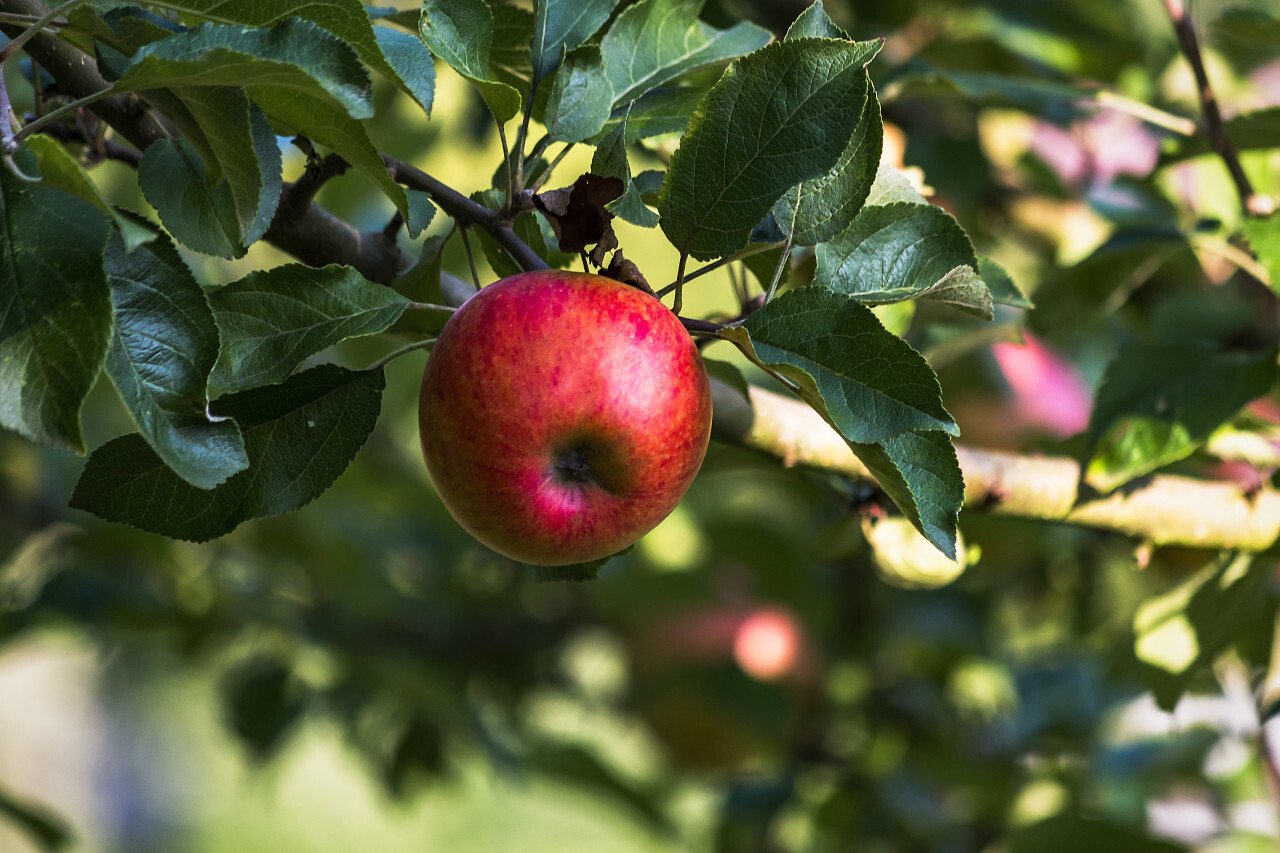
(2, 0, 1280, 849)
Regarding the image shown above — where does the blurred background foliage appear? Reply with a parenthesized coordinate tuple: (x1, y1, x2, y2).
(3, 0, 1280, 850)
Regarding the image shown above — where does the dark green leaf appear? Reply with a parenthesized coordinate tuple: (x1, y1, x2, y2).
(591, 113, 660, 227)
(116, 18, 374, 119)
(773, 77, 882, 246)
(724, 287, 958, 444)
(1086, 344, 1277, 493)
(71, 365, 385, 541)
(1011, 815, 1186, 853)
(850, 430, 963, 559)
(209, 264, 409, 392)
(658, 39, 873, 260)
(21, 136, 155, 251)
(490, 4, 536, 92)
(525, 544, 633, 581)
(887, 69, 1101, 114)
(530, 0, 620, 80)
(0, 784, 72, 852)
(815, 202, 992, 318)
(222, 658, 304, 760)
(139, 138, 243, 258)
(978, 257, 1033, 308)
(0, 164, 111, 453)
(813, 202, 990, 316)
(785, 0, 845, 39)
(421, 0, 522, 121)
(389, 234, 452, 337)
(104, 230, 248, 489)
(599, 0, 771, 106)
(157, 0, 424, 109)
(543, 44, 613, 143)
(372, 25, 436, 115)
(595, 86, 707, 143)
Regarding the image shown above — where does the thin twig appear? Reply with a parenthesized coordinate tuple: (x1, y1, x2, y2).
(404, 302, 456, 314)
(529, 142, 573, 193)
(26, 119, 141, 165)
(459, 225, 481, 289)
(656, 241, 783, 298)
(0, 0, 82, 62)
(383, 154, 550, 273)
(12, 85, 112, 144)
(365, 338, 436, 372)
(1164, 0, 1272, 216)
(496, 120, 513, 211)
(275, 151, 348, 226)
(513, 70, 542, 193)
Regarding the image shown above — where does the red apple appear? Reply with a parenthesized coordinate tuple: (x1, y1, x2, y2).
(418, 269, 713, 566)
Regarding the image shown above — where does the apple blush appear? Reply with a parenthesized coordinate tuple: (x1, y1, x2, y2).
(418, 270, 713, 566)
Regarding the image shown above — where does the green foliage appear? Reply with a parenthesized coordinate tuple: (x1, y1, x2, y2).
(71, 366, 384, 540)
(3, 0, 1280, 847)
(104, 229, 248, 489)
(0, 163, 111, 453)
(658, 38, 877, 259)
(208, 264, 410, 391)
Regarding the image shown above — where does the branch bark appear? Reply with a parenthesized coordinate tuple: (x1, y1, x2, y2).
(712, 378, 1280, 551)
(1164, 0, 1274, 217)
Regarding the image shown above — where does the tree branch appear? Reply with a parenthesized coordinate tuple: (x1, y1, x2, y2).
(1164, 0, 1274, 217)
(712, 378, 1280, 551)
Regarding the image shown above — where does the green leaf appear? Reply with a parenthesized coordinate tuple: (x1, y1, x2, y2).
(1134, 553, 1273, 711)
(104, 230, 249, 489)
(599, 0, 772, 106)
(139, 138, 243, 258)
(815, 202, 992, 318)
(421, 0, 522, 121)
(1086, 344, 1277, 493)
(544, 44, 613, 143)
(389, 234, 452, 337)
(0, 784, 72, 852)
(850, 431, 963, 560)
(526, 544, 634, 582)
(865, 162, 929, 206)
(138, 87, 282, 249)
(222, 658, 304, 760)
(372, 25, 436, 115)
(1243, 213, 1280, 290)
(0, 164, 111, 453)
(769, 12, 882, 246)
(249, 85, 409, 217)
(530, 0, 620, 81)
(886, 69, 1101, 114)
(978, 257, 1033, 308)
(209, 264, 410, 392)
(115, 18, 373, 119)
(21, 136, 155, 251)
(1011, 815, 1186, 853)
(155, 0, 427, 111)
(658, 39, 874, 260)
(724, 287, 958, 444)
(774, 78, 881, 246)
(71, 365, 385, 541)
(591, 113, 660, 227)
(490, 3, 536, 92)
(595, 86, 707, 143)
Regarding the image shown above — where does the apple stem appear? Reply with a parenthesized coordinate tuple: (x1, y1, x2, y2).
(673, 251, 689, 314)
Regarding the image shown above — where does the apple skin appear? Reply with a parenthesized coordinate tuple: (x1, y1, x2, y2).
(418, 269, 713, 566)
